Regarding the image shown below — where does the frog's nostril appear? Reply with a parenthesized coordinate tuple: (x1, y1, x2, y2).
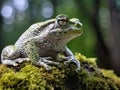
(74, 23, 78, 27)
(74, 22, 82, 28)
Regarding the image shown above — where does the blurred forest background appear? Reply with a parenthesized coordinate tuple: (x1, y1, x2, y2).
(0, 0, 120, 75)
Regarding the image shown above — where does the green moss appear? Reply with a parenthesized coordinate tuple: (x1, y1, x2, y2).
(83, 77, 110, 90)
(75, 53, 97, 66)
(0, 64, 46, 90)
(101, 69, 120, 89)
(0, 53, 120, 90)
(0, 64, 13, 78)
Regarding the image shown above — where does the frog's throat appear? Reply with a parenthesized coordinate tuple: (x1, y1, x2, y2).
(66, 28, 83, 36)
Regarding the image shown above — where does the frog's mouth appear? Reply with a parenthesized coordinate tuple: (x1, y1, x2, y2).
(66, 24, 83, 36)
(48, 28, 83, 45)
(67, 18, 83, 36)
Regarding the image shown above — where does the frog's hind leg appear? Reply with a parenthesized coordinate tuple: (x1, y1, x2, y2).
(1, 45, 29, 66)
(1, 59, 18, 66)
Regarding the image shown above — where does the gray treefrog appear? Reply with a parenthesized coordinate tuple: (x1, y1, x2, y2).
(1, 14, 83, 71)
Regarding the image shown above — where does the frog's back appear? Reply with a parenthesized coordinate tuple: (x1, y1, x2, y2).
(15, 19, 55, 47)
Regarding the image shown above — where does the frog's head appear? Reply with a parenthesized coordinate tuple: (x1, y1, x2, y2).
(49, 14, 83, 42)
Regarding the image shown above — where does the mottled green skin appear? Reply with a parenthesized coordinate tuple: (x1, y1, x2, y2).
(1, 14, 83, 71)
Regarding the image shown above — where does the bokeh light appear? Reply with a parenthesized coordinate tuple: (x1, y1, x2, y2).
(41, 1, 54, 18)
(1, 5, 15, 19)
(12, 0, 29, 12)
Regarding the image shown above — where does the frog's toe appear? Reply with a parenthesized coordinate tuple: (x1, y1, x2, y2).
(15, 58, 30, 63)
(75, 67, 80, 73)
(55, 62, 61, 68)
(64, 60, 71, 66)
(36, 60, 52, 70)
(1, 60, 19, 66)
(17, 59, 24, 63)
(44, 57, 54, 60)
(45, 65, 52, 71)
(41, 58, 61, 67)
(13, 63, 19, 66)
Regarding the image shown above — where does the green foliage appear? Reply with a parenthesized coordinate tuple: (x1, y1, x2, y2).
(0, 53, 119, 90)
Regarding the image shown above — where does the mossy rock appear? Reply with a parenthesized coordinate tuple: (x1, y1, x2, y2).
(0, 53, 120, 90)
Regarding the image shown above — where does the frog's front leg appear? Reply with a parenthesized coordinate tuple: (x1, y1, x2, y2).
(63, 46, 80, 72)
(36, 57, 60, 70)
(24, 39, 60, 70)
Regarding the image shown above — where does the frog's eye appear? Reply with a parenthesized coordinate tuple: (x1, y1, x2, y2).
(56, 14, 69, 27)
(57, 19, 68, 26)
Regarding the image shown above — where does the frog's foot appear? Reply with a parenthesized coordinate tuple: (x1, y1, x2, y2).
(2, 60, 19, 66)
(36, 57, 61, 70)
(36, 60, 52, 70)
(15, 58, 30, 63)
(1, 58, 30, 66)
(42, 57, 61, 67)
(63, 56, 80, 72)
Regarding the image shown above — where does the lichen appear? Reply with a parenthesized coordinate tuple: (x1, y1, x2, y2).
(0, 53, 120, 90)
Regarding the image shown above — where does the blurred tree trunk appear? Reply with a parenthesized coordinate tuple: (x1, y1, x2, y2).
(92, 0, 113, 70)
(0, 1, 4, 63)
(108, 0, 120, 76)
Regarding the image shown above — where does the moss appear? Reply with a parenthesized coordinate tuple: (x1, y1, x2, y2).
(0, 65, 13, 78)
(0, 64, 46, 90)
(0, 63, 66, 90)
(83, 77, 110, 90)
(0, 53, 120, 90)
(101, 69, 120, 89)
(75, 53, 97, 66)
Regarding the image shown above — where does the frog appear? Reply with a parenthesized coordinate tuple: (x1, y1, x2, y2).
(1, 14, 83, 71)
